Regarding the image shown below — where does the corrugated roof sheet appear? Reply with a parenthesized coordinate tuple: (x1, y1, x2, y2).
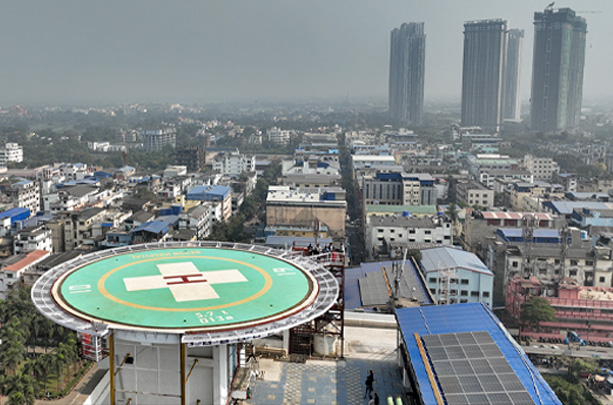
(420, 247, 493, 276)
(131, 220, 169, 234)
(396, 303, 561, 405)
(499, 228, 560, 238)
(0, 207, 30, 219)
(4, 250, 50, 272)
(544, 201, 613, 215)
(365, 205, 437, 214)
(481, 211, 553, 220)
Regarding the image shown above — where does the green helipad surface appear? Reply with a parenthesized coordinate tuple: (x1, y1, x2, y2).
(52, 248, 317, 332)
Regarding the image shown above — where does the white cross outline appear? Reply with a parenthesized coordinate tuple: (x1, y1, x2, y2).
(123, 262, 248, 302)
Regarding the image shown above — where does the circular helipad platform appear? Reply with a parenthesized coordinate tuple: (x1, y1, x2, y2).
(33, 242, 339, 345)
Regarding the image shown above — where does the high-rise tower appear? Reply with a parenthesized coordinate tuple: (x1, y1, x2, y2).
(461, 19, 508, 132)
(503, 29, 524, 122)
(530, 7, 587, 132)
(389, 22, 425, 126)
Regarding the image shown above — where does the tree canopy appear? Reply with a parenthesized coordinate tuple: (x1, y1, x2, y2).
(520, 296, 556, 332)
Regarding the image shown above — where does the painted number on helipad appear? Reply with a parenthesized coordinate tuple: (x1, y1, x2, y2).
(69, 285, 92, 293)
(273, 267, 297, 276)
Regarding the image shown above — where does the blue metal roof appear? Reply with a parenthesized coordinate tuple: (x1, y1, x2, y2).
(396, 303, 561, 405)
(420, 247, 493, 276)
(131, 220, 169, 235)
(544, 200, 611, 215)
(0, 207, 30, 221)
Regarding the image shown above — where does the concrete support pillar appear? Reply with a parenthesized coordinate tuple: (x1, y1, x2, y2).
(283, 329, 290, 355)
(213, 344, 228, 405)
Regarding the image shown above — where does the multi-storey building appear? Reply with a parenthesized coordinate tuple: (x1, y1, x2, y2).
(0, 250, 50, 299)
(265, 186, 347, 239)
(366, 216, 453, 258)
(455, 181, 494, 208)
(212, 150, 255, 176)
(178, 205, 211, 240)
(360, 172, 437, 206)
(186, 185, 232, 222)
(175, 146, 206, 172)
(7, 180, 40, 214)
(502, 29, 524, 122)
(507, 277, 613, 344)
(389, 22, 426, 126)
(266, 127, 291, 146)
(0, 143, 23, 165)
(531, 7, 587, 131)
(420, 246, 493, 306)
(461, 19, 508, 132)
(140, 126, 177, 151)
(13, 225, 53, 255)
(523, 155, 560, 181)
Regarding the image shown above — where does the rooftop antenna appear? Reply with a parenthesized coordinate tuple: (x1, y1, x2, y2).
(545, 2, 555, 11)
(559, 225, 571, 280)
(522, 214, 537, 278)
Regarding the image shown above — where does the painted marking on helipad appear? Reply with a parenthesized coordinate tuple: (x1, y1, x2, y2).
(124, 262, 248, 302)
(53, 248, 318, 330)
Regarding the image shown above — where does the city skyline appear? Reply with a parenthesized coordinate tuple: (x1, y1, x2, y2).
(0, 1, 610, 105)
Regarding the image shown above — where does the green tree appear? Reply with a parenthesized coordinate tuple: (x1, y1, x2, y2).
(520, 296, 556, 334)
(445, 203, 458, 224)
(240, 196, 258, 220)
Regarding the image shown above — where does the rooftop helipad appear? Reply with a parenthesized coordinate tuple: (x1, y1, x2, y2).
(33, 242, 339, 345)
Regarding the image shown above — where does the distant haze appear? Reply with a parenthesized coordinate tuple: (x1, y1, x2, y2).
(0, 1, 611, 105)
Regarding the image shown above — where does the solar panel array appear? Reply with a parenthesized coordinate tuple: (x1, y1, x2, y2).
(358, 271, 389, 306)
(422, 331, 535, 405)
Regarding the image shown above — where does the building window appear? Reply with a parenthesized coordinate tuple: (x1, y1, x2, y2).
(460, 279, 469, 285)
(430, 288, 436, 294)
(460, 290, 468, 296)
(470, 291, 479, 297)
(586, 260, 593, 266)
(460, 299, 468, 303)
(569, 270, 577, 276)
(570, 260, 578, 266)
(482, 292, 490, 298)
(512, 261, 518, 268)
(429, 278, 437, 283)
(599, 277, 606, 283)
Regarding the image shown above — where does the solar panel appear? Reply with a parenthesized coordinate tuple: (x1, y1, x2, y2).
(422, 331, 532, 403)
(444, 394, 470, 405)
(510, 391, 536, 405)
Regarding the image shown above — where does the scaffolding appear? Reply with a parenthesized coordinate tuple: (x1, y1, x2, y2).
(289, 251, 345, 359)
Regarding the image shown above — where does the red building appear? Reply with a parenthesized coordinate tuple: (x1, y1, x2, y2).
(507, 276, 613, 343)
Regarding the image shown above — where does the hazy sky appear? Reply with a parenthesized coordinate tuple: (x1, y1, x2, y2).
(0, 1, 611, 106)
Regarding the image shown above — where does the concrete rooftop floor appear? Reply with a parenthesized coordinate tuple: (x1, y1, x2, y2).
(243, 325, 406, 405)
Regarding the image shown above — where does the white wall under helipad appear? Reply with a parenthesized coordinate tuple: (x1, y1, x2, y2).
(32, 242, 338, 405)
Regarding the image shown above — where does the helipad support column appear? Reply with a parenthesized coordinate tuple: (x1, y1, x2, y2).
(180, 343, 186, 405)
(109, 332, 115, 405)
(214, 344, 229, 404)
